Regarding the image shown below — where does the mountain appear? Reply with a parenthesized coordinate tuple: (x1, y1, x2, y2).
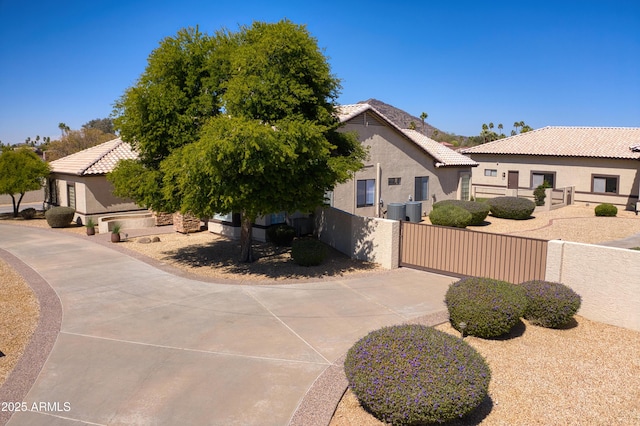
(358, 98, 468, 145)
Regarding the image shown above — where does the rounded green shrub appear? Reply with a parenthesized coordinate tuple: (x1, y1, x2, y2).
(433, 200, 490, 225)
(594, 203, 617, 217)
(520, 280, 581, 328)
(429, 204, 472, 228)
(266, 223, 296, 246)
(487, 196, 535, 220)
(291, 238, 327, 266)
(344, 324, 491, 425)
(44, 206, 75, 228)
(20, 207, 37, 220)
(445, 277, 528, 338)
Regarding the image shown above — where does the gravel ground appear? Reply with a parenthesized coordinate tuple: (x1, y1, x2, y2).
(330, 317, 640, 425)
(2, 205, 640, 425)
(0, 259, 39, 388)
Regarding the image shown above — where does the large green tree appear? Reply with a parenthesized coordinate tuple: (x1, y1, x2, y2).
(109, 20, 365, 262)
(0, 148, 51, 217)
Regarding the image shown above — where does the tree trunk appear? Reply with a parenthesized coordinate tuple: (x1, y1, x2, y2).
(239, 213, 254, 263)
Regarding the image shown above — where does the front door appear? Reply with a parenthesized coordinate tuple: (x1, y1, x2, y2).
(507, 171, 519, 189)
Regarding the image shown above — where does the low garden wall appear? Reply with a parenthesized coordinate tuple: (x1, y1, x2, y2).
(315, 207, 399, 269)
(546, 240, 640, 332)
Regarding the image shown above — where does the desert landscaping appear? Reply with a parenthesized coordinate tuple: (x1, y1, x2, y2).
(2, 204, 640, 424)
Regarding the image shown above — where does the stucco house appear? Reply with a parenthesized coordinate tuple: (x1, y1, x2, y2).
(46, 138, 145, 224)
(330, 103, 478, 217)
(461, 126, 640, 210)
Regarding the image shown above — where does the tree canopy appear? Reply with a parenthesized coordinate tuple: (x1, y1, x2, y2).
(109, 20, 366, 261)
(0, 148, 51, 217)
(44, 127, 117, 161)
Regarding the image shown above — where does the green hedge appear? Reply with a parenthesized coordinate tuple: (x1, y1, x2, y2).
(594, 203, 617, 217)
(429, 204, 472, 228)
(45, 206, 75, 228)
(487, 196, 535, 220)
(433, 200, 490, 225)
(345, 324, 491, 425)
(291, 238, 327, 266)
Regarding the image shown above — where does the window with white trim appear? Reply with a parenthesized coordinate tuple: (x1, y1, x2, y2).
(484, 169, 497, 177)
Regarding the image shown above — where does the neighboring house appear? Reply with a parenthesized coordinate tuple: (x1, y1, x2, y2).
(461, 126, 640, 209)
(330, 103, 478, 217)
(47, 138, 145, 224)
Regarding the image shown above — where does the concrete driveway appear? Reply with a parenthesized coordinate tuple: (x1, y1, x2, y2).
(0, 225, 453, 425)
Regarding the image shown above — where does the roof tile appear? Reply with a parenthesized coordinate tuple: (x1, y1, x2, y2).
(50, 138, 138, 175)
(461, 126, 640, 159)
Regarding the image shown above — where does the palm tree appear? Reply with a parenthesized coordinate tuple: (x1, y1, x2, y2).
(420, 112, 428, 134)
(58, 122, 70, 137)
(489, 122, 494, 132)
(513, 121, 520, 134)
(498, 123, 503, 135)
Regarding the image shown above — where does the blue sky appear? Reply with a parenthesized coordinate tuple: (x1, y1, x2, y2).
(1, 0, 638, 144)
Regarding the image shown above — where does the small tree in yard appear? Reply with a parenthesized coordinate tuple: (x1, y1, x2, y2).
(534, 180, 551, 206)
(0, 148, 51, 217)
(109, 21, 366, 262)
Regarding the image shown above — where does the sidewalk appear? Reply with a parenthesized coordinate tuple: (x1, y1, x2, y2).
(0, 224, 452, 425)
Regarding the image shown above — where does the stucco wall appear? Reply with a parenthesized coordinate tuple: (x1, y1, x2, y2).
(315, 207, 399, 269)
(469, 154, 640, 208)
(333, 114, 470, 217)
(50, 173, 144, 222)
(546, 240, 640, 331)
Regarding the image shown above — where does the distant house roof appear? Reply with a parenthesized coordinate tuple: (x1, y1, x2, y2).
(338, 104, 477, 168)
(49, 138, 138, 176)
(461, 126, 640, 160)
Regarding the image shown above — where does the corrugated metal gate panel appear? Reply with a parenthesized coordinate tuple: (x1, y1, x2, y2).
(400, 222, 548, 283)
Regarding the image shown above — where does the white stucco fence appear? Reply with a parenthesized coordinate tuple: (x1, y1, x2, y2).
(546, 240, 640, 331)
(315, 207, 399, 269)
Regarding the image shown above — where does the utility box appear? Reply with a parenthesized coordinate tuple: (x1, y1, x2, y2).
(405, 201, 423, 223)
(387, 203, 406, 221)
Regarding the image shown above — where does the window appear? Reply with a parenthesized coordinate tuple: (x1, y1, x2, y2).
(415, 176, 429, 201)
(357, 179, 375, 207)
(484, 169, 497, 177)
(460, 173, 471, 201)
(531, 172, 555, 188)
(270, 212, 286, 224)
(592, 175, 618, 194)
(388, 177, 401, 185)
(67, 183, 76, 209)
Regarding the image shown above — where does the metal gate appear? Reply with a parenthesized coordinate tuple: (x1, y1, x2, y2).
(400, 221, 548, 283)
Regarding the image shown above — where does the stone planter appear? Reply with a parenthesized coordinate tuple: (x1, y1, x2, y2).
(111, 233, 121, 243)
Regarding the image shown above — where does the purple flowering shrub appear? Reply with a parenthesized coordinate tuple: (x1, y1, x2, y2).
(487, 196, 535, 220)
(520, 280, 581, 328)
(344, 324, 491, 425)
(445, 277, 528, 338)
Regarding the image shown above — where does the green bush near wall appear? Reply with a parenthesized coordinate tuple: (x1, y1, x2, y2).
(44, 206, 75, 228)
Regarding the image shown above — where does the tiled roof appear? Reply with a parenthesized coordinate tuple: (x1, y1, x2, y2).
(461, 126, 640, 159)
(49, 138, 138, 175)
(401, 129, 478, 167)
(337, 104, 477, 167)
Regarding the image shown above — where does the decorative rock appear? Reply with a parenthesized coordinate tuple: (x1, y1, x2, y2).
(152, 236, 161, 243)
(137, 237, 152, 244)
